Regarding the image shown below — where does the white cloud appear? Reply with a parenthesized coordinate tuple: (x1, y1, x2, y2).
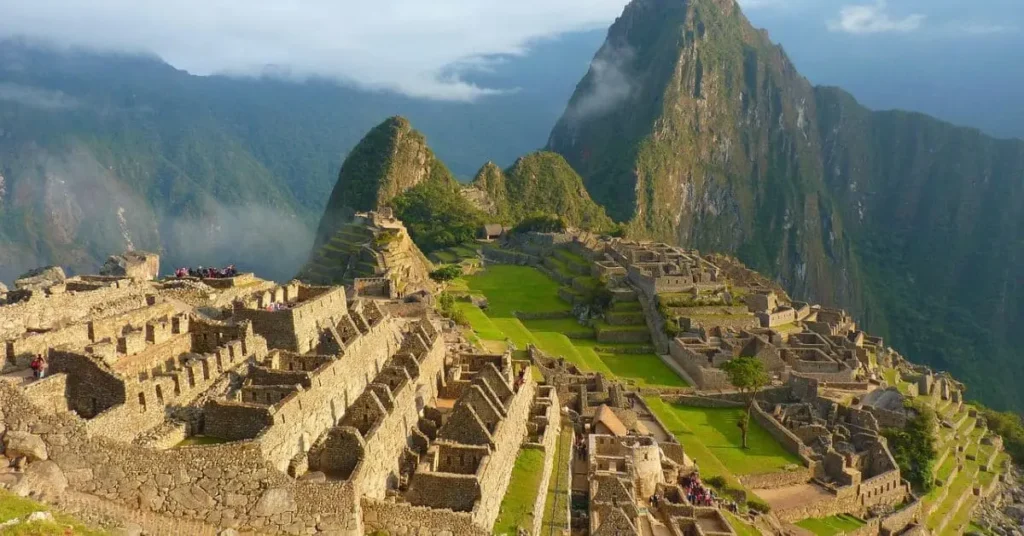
(0, 83, 79, 110)
(565, 44, 635, 123)
(0, 0, 630, 101)
(828, 1, 925, 34)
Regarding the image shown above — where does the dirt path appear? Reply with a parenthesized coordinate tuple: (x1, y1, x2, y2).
(753, 482, 833, 513)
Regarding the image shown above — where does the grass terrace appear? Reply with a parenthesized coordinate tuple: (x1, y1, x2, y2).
(494, 448, 547, 535)
(723, 511, 761, 536)
(647, 402, 802, 476)
(456, 264, 687, 389)
(540, 427, 573, 535)
(795, 514, 867, 535)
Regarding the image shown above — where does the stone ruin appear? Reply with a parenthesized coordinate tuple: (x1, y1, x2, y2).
(0, 256, 541, 535)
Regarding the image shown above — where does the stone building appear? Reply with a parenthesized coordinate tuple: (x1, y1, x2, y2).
(0, 261, 541, 535)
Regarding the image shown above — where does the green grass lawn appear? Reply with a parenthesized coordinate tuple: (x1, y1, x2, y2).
(611, 301, 643, 311)
(457, 265, 687, 388)
(795, 514, 867, 535)
(540, 427, 572, 535)
(465, 265, 568, 317)
(457, 302, 506, 341)
(598, 353, 688, 388)
(494, 448, 546, 535)
(645, 399, 800, 476)
(0, 489, 106, 535)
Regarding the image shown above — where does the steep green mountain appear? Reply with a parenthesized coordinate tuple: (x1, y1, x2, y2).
(548, 0, 1024, 411)
(469, 152, 614, 230)
(311, 117, 457, 251)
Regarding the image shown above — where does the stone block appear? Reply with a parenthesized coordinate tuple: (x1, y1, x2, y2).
(254, 487, 296, 517)
(2, 431, 48, 461)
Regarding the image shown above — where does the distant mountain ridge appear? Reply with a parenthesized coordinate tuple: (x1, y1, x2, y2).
(547, 0, 1024, 410)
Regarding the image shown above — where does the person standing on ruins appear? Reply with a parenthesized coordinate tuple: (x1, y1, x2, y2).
(30, 353, 47, 379)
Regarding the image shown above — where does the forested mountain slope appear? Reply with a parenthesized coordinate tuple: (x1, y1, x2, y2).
(547, 0, 1024, 411)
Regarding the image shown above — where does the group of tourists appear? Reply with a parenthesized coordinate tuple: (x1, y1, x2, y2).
(680, 473, 717, 507)
(173, 265, 238, 279)
(29, 354, 48, 380)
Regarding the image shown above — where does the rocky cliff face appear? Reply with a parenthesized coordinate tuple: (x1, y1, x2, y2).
(549, 0, 1024, 411)
(311, 117, 456, 252)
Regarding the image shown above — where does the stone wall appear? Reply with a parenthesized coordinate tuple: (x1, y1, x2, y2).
(751, 402, 817, 463)
(471, 379, 536, 529)
(879, 497, 922, 535)
(0, 381, 364, 535)
(739, 468, 811, 489)
(256, 316, 406, 472)
(22, 372, 70, 414)
(633, 282, 669, 354)
(527, 390, 561, 536)
(361, 498, 490, 536)
(348, 334, 446, 499)
(233, 286, 348, 353)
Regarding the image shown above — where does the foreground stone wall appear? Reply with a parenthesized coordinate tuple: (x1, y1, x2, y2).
(0, 381, 363, 535)
(257, 316, 405, 472)
(471, 378, 536, 529)
(361, 498, 490, 536)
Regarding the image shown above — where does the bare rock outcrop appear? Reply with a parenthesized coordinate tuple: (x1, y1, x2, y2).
(14, 266, 66, 291)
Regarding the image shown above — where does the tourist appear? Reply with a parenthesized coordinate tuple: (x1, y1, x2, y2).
(30, 354, 42, 379)
(30, 354, 47, 380)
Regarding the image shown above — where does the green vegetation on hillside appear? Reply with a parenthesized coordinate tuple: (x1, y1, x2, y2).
(979, 406, 1024, 465)
(471, 152, 615, 232)
(882, 403, 937, 491)
(392, 178, 485, 253)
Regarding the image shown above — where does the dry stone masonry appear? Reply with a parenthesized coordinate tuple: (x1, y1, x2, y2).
(0, 252, 536, 535)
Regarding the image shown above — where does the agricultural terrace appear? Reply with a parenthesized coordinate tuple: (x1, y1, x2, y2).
(795, 514, 868, 535)
(644, 398, 802, 483)
(494, 448, 547, 535)
(454, 264, 687, 389)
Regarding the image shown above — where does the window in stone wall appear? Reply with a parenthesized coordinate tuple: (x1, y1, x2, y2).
(138, 392, 147, 412)
(155, 385, 164, 404)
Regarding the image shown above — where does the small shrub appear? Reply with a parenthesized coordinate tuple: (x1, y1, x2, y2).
(374, 229, 400, 247)
(513, 212, 567, 234)
(704, 475, 727, 489)
(429, 264, 463, 283)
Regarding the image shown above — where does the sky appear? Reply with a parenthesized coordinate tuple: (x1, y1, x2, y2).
(0, 0, 1021, 135)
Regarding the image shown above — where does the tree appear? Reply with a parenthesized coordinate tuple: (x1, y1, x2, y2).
(721, 357, 770, 449)
(882, 403, 937, 491)
(429, 265, 463, 283)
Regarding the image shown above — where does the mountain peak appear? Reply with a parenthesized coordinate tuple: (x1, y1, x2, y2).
(311, 116, 454, 252)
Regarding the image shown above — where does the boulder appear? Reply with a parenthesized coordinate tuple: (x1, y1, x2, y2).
(26, 511, 54, 523)
(11, 461, 68, 500)
(100, 251, 160, 281)
(3, 431, 48, 461)
(253, 488, 296, 517)
(0, 281, 7, 294)
(14, 266, 66, 291)
(1003, 503, 1024, 522)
